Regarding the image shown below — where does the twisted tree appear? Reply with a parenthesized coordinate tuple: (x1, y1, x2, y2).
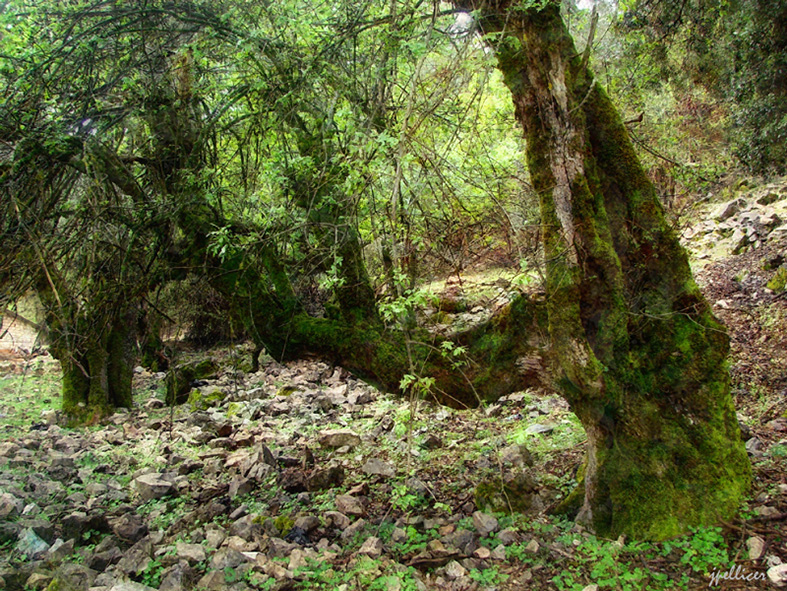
(446, 0, 750, 539)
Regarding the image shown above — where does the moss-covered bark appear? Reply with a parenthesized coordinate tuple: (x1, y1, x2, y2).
(257, 293, 548, 408)
(455, 0, 750, 539)
(39, 278, 137, 419)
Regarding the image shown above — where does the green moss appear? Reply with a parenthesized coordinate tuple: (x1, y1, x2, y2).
(474, 473, 539, 514)
(274, 515, 294, 536)
(166, 358, 217, 405)
(276, 386, 298, 397)
(187, 387, 226, 411)
(767, 267, 787, 292)
(226, 402, 243, 417)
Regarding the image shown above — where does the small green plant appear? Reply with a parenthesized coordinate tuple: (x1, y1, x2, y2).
(469, 566, 508, 586)
(664, 526, 731, 575)
(140, 557, 165, 588)
(390, 483, 422, 513)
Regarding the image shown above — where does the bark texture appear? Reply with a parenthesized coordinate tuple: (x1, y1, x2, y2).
(39, 281, 136, 419)
(455, 0, 750, 539)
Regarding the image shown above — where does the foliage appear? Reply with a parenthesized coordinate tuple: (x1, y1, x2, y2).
(615, 0, 787, 173)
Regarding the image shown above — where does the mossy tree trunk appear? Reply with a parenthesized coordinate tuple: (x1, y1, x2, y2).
(454, 0, 750, 539)
(39, 280, 136, 418)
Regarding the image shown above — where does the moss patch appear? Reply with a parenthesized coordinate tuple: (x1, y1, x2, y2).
(767, 266, 787, 292)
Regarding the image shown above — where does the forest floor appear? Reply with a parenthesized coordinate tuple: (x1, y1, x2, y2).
(0, 179, 786, 591)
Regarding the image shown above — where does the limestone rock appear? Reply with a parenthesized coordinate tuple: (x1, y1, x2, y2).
(747, 536, 766, 561)
(357, 536, 383, 558)
(133, 473, 176, 501)
(307, 465, 345, 491)
(175, 541, 206, 564)
(524, 539, 540, 553)
(361, 458, 395, 478)
(472, 511, 498, 537)
(112, 513, 148, 544)
(196, 570, 227, 591)
(16, 528, 49, 558)
(24, 573, 51, 590)
(769, 564, 787, 587)
(294, 516, 321, 533)
(324, 511, 351, 530)
(318, 430, 361, 449)
(0, 493, 22, 519)
(335, 495, 365, 516)
(444, 560, 468, 579)
(211, 547, 248, 570)
(341, 518, 367, 540)
(714, 198, 746, 222)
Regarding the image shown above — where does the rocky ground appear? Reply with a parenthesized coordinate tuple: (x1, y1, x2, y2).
(0, 178, 786, 591)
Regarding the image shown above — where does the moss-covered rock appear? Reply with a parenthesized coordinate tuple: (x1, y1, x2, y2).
(187, 386, 226, 411)
(165, 358, 217, 406)
(474, 472, 540, 514)
(767, 266, 787, 292)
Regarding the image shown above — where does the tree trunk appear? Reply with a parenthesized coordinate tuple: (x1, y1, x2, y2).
(457, 1, 750, 539)
(257, 293, 548, 408)
(40, 281, 137, 418)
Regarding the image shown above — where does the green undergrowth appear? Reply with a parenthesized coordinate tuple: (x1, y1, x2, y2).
(0, 370, 61, 437)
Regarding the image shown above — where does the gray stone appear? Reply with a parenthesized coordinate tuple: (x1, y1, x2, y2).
(229, 477, 253, 498)
(196, 570, 227, 591)
(288, 548, 308, 571)
(524, 423, 554, 435)
(357, 536, 383, 558)
(405, 478, 429, 496)
(0, 442, 20, 457)
(133, 473, 175, 501)
(391, 527, 407, 544)
(499, 444, 534, 468)
(16, 528, 49, 558)
(318, 429, 361, 448)
(117, 536, 155, 576)
(0, 493, 22, 519)
(746, 437, 764, 456)
(444, 560, 468, 579)
(268, 537, 297, 558)
(361, 458, 395, 478)
(112, 513, 147, 544)
(473, 546, 491, 559)
(307, 465, 344, 490)
(294, 516, 321, 533)
(335, 495, 364, 516)
(175, 541, 206, 564)
(472, 511, 499, 537)
(229, 514, 261, 541)
(497, 528, 519, 545)
(324, 511, 350, 530)
(211, 547, 248, 570)
(50, 563, 98, 591)
(24, 573, 51, 590)
(159, 562, 198, 591)
(714, 198, 746, 222)
(747, 536, 766, 561)
(204, 527, 226, 549)
(768, 564, 787, 587)
(341, 518, 367, 540)
(47, 538, 75, 561)
(524, 539, 540, 553)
